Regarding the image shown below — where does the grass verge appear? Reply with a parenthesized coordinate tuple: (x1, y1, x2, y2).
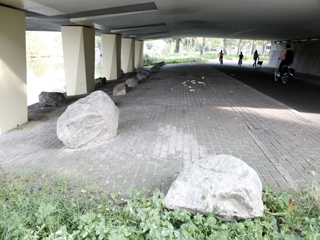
(1, 173, 319, 239)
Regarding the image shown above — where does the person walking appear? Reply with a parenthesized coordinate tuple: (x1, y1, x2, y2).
(219, 50, 224, 64)
(238, 52, 244, 66)
(252, 50, 259, 67)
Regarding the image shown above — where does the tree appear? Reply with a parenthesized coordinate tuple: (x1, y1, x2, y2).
(190, 37, 197, 53)
(95, 36, 102, 48)
(251, 40, 256, 55)
(223, 38, 228, 55)
(174, 38, 182, 53)
(200, 37, 206, 55)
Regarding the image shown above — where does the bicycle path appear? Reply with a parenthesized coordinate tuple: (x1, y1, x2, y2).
(0, 63, 319, 197)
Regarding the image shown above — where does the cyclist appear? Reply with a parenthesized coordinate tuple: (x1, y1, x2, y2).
(238, 52, 244, 66)
(219, 50, 224, 64)
(277, 43, 294, 76)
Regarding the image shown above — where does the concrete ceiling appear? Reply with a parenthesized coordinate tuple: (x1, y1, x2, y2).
(1, 0, 320, 41)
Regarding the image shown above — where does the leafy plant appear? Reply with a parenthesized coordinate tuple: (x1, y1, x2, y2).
(1, 174, 319, 239)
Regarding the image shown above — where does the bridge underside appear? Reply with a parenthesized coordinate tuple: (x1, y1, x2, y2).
(0, 0, 319, 41)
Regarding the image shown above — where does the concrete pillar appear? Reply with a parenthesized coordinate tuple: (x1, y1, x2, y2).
(101, 34, 122, 80)
(135, 40, 144, 69)
(61, 26, 95, 96)
(0, 6, 27, 134)
(121, 38, 135, 73)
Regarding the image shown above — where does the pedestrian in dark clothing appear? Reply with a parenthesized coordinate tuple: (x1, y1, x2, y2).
(253, 50, 259, 67)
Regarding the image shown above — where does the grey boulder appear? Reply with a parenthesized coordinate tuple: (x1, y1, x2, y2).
(150, 66, 158, 72)
(164, 155, 264, 222)
(113, 83, 130, 95)
(125, 78, 139, 88)
(38, 91, 66, 108)
(57, 90, 119, 149)
(142, 70, 150, 76)
(136, 72, 147, 81)
(94, 77, 107, 85)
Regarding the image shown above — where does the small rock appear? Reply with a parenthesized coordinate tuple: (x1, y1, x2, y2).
(136, 73, 147, 81)
(113, 83, 130, 95)
(94, 77, 107, 85)
(38, 92, 66, 108)
(125, 78, 139, 87)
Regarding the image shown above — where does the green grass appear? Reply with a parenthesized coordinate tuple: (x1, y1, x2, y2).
(143, 53, 270, 66)
(1, 173, 319, 239)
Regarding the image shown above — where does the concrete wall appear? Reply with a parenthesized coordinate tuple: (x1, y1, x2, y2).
(121, 38, 135, 73)
(61, 26, 95, 96)
(0, 6, 27, 134)
(102, 34, 122, 80)
(268, 41, 320, 76)
(134, 40, 144, 69)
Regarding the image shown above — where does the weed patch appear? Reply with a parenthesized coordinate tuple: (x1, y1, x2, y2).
(0, 174, 319, 239)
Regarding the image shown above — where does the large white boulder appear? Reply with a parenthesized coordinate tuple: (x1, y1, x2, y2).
(164, 155, 264, 222)
(57, 90, 119, 149)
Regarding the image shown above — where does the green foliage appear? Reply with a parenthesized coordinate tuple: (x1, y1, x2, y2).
(26, 31, 63, 57)
(1, 174, 320, 240)
(143, 52, 270, 66)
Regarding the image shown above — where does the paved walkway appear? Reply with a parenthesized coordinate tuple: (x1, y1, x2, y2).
(1, 63, 320, 197)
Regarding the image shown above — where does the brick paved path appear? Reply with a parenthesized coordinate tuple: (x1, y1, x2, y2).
(1, 63, 319, 197)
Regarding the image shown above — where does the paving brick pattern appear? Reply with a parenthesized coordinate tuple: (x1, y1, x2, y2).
(1, 63, 319, 197)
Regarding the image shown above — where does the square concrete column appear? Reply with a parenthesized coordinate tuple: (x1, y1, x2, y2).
(102, 34, 122, 80)
(121, 38, 135, 73)
(135, 40, 144, 69)
(0, 6, 27, 134)
(61, 26, 95, 96)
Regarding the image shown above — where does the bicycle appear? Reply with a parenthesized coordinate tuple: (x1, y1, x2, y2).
(274, 61, 293, 84)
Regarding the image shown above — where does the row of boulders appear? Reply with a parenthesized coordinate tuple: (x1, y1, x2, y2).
(56, 61, 166, 148)
(38, 62, 166, 107)
(113, 62, 165, 96)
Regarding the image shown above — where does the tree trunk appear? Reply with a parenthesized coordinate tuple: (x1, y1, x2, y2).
(174, 38, 181, 53)
(190, 37, 196, 53)
(262, 41, 266, 54)
(223, 38, 228, 55)
(237, 39, 243, 55)
(251, 40, 256, 55)
(201, 37, 206, 55)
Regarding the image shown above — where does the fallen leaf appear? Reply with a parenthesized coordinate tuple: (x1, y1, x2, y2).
(288, 202, 294, 211)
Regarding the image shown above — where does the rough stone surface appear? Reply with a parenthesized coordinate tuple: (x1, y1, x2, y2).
(113, 83, 130, 95)
(125, 78, 139, 88)
(155, 63, 161, 70)
(142, 70, 150, 76)
(164, 154, 264, 222)
(95, 77, 107, 85)
(150, 66, 158, 72)
(159, 61, 166, 66)
(57, 90, 119, 149)
(38, 92, 66, 108)
(136, 72, 147, 81)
